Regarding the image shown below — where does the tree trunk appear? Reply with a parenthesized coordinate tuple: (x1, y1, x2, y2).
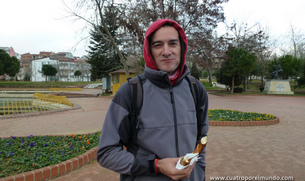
(96, 0, 130, 79)
(207, 67, 213, 86)
(231, 74, 235, 94)
(247, 75, 250, 89)
(110, 37, 130, 78)
(243, 76, 246, 91)
(261, 73, 264, 88)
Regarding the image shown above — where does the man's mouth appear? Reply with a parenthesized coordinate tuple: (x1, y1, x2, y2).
(161, 58, 173, 62)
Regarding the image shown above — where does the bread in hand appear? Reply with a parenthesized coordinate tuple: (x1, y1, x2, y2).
(180, 136, 208, 166)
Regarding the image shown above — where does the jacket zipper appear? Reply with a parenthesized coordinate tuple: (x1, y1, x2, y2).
(169, 87, 180, 157)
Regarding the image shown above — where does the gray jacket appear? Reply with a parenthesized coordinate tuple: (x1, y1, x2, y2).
(97, 66, 209, 181)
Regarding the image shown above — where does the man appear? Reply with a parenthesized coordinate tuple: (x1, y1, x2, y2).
(97, 19, 209, 181)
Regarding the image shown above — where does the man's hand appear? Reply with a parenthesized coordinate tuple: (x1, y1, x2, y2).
(157, 157, 195, 180)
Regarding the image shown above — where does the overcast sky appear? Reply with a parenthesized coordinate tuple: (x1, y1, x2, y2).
(1, 0, 88, 57)
(218, 0, 305, 36)
(1, 0, 304, 57)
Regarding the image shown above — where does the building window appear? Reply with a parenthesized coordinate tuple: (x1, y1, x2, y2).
(113, 75, 119, 84)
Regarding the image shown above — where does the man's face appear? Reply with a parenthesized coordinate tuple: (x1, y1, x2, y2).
(150, 26, 181, 75)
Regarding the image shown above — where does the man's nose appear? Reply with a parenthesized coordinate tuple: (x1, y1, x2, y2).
(162, 44, 171, 57)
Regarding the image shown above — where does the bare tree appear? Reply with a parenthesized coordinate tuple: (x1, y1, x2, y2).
(224, 20, 271, 89)
(63, 0, 228, 79)
(117, 0, 228, 42)
(225, 20, 269, 53)
(116, 0, 228, 78)
(189, 31, 228, 85)
(288, 23, 305, 59)
(63, 0, 130, 78)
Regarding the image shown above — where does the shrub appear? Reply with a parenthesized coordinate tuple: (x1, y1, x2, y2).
(297, 76, 305, 87)
(208, 109, 276, 122)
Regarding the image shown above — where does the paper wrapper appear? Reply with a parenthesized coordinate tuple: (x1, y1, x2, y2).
(175, 153, 199, 170)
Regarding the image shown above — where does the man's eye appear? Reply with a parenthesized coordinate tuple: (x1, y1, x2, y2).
(154, 44, 161, 48)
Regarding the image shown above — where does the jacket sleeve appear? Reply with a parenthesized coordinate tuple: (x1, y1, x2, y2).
(96, 82, 156, 176)
(196, 80, 209, 171)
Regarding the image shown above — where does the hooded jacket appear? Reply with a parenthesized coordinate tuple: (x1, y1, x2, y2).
(97, 19, 209, 181)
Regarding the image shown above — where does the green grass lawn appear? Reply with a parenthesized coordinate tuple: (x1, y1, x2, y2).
(201, 79, 305, 96)
(1, 80, 304, 95)
(0, 81, 98, 86)
(200, 80, 224, 91)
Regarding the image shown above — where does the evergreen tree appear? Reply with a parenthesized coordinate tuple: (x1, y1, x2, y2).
(298, 61, 305, 87)
(220, 47, 256, 94)
(0, 49, 20, 77)
(269, 55, 302, 79)
(216, 61, 243, 89)
(41, 64, 57, 82)
(74, 70, 82, 81)
(0, 49, 10, 75)
(6, 56, 20, 77)
(87, 4, 122, 79)
(190, 63, 200, 80)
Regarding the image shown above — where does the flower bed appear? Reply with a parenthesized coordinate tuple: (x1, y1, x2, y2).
(209, 109, 279, 126)
(0, 133, 100, 178)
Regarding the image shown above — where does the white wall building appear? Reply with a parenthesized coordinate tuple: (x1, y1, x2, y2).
(31, 58, 58, 82)
(31, 58, 91, 82)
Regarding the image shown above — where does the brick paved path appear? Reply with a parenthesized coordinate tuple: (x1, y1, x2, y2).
(207, 95, 305, 181)
(1, 91, 304, 181)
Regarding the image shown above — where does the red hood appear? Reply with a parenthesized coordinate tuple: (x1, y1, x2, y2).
(143, 19, 188, 84)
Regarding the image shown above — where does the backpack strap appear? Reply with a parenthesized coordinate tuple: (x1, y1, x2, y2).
(186, 75, 199, 108)
(186, 75, 201, 140)
(128, 76, 143, 143)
